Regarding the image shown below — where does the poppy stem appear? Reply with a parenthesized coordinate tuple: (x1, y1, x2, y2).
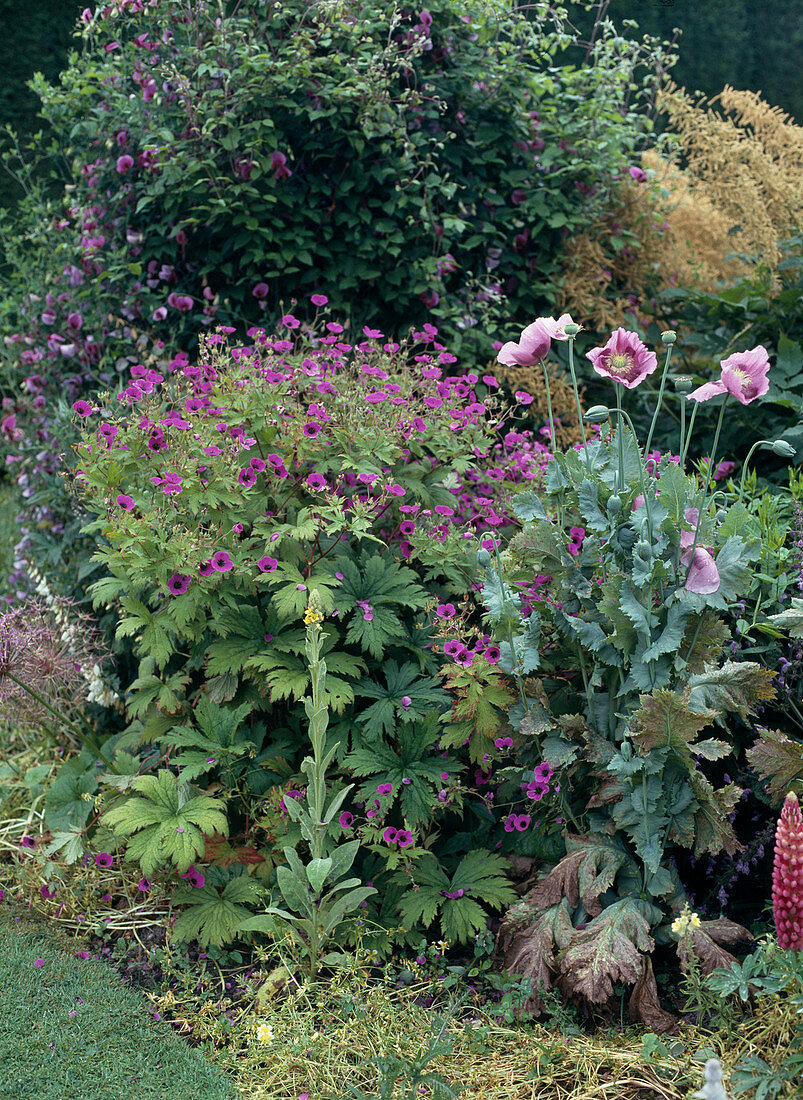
(682, 394, 729, 587)
(615, 387, 625, 494)
(540, 357, 558, 459)
(644, 339, 674, 457)
(566, 334, 591, 471)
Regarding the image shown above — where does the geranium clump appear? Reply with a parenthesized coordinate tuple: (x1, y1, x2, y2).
(772, 791, 803, 950)
(57, 313, 567, 951)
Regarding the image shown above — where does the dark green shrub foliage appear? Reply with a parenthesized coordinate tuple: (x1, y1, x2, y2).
(0, 0, 665, 605)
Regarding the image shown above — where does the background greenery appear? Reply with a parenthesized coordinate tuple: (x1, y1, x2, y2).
(567, 1, 802, 123)
(0, 0, 800, 211)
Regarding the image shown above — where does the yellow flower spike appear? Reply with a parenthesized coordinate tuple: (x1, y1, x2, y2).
(303, 589, 324, 625)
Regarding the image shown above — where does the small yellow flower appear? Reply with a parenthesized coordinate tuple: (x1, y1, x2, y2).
(670, 904, 701, 938)
(433, 939, 450, 953)
(256, 1022, 275, 1044)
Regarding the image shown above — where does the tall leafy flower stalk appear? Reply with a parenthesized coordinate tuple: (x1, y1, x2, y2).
(773, 791, 803, 951)
(239, 590, 376, 980)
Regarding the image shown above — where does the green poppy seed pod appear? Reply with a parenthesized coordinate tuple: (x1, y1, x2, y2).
(661, 331, 677, 345)
(584, 405, 610, 424)
(673, 376, 693, 394)
(635, 540, 652, 561)
(564, 322, 581, 337)
(771, 440, 797, 458)
(477, 549, 491, 567)
(607, 494, 622, 516)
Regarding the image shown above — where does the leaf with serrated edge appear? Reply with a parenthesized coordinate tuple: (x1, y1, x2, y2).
(494, 899, 574, 1015)
(557, 897, 654, 1004)
(525, 835, 626, 917)
(746, 728, 803, 802)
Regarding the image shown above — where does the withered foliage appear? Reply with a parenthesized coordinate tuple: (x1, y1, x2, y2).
(676, 916, 754, 976)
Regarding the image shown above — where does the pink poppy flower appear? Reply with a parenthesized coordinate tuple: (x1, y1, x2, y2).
(679, 508, 720, 594)
(682, 546, 720, 595)
(586, 328, 658, 389)
(497, 313, 575, 368)
(687, 346, 771, 406)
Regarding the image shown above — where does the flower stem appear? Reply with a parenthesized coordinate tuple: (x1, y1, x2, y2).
(680, 401, 700, 467)
(540, 358, 558, 459)
(679, 392, 686, 467)
(615, 386, 625, 494)
(644, 341, 674, 457)
(738, 440, 771, 504)
(682, 394, 729, 586)
(566, 335, 591, 471)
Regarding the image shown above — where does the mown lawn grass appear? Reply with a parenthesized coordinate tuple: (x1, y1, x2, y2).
(0, 896, 238, 1100)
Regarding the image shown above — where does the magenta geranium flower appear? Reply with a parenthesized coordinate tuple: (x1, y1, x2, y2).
(687, 346, 771, 406)
(211, 551, 233, 572)
(586, 328, 658, 389)
(497, 313, 575, 368)
(257, 556, 278, 573)
(116, 494, 135, 511)
(167, 573, 192, 595)
(382, 827, 399, 845)
(180, 865, 205, 888)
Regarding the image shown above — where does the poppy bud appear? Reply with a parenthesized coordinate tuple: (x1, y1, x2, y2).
(771, 440, 796, 458)
(584, 405, 610, 424)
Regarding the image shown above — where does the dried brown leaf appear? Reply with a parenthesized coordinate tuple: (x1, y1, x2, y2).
(525, 835, 626, 917)
(678, 916, 754, 975)
(557, 898, 654, 1005)
(747, 727, 803, 803)
(494, 899, 575, 1015)
(629, 956, 680, 1034)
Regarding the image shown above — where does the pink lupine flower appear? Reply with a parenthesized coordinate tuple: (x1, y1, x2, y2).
(772, 791, 803, 950)
(687, 346, 771, 406)
(586, 328, 658, 389)
(497, 313, 575, 368)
